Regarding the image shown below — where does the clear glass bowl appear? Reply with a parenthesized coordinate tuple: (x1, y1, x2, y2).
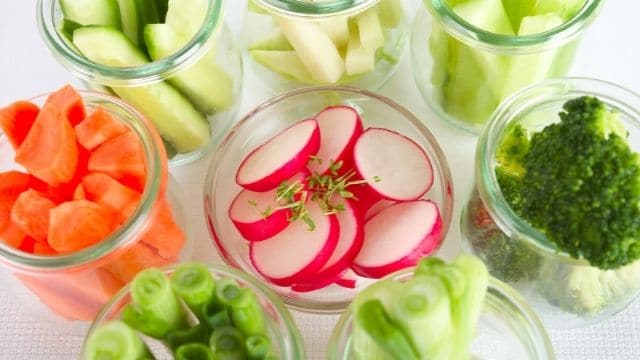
(37, 0, 243, 165)
(0, 90, 191, 332)
(242, 0, 415, 93)
(461, 77, 640, 328)
(81, 263, 305, 359)
(327, 270, 555, 359)
(204, 85, 454, 313)
(410, 0, 602, 134)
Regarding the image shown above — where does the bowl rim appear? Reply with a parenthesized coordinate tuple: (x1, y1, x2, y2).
(203, 85, 455, 313)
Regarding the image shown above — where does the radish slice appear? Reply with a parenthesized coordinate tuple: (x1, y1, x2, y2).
(307, 106, 363, 175)
(354, 128, 433, 201)
(291, 197, 364, 292)
(229, 172, 308, 242)
(352, 200, 442, 279)
(365, 199, 395, 221)
(250, 202, 339, 286)
(236, 119, 320, 192)
(336, 269, 360, 289)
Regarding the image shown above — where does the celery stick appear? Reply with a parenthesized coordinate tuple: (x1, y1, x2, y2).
(84, 320, 153, 360)
(171, 262, 216, 321)
(389, 276, 453, 359)
(122, 304, 173, 339)
(206, 308, 232, 330)
(215, 282, 267, 337)
(131, 268, 188, 336)
(351, 321, 394, 360)
(175, 343, 216, 360)
(166, 324, 210, 351)
(209, 326, 247, 359)
(246, 335, 272, 360)
(355, 299, 418, 360)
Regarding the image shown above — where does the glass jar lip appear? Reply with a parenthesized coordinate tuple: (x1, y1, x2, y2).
(203, 85, 455, 313)
(82, 263, 306, 359)
(255, 0, 380, 18)
(36, 0, 223, 86)
(327, 269, 554, 359)
(426, 0, 603, 54)
(477, 77, 640, 266)
(0, 90, 164, 272)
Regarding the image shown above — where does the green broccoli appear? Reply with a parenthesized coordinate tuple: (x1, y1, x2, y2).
(496, 96, 640, 270)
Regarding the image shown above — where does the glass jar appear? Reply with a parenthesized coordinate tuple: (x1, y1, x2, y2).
(81, 263, 306, 359)
(327, 271, 555, 359)
(411, 0, 603, 134)
(461, 78, 640, 329)
(0, 91, 190, 332)
(204, 85, 454, 313)
(37, 0, 243, 165)
(243, 0, 415, 92)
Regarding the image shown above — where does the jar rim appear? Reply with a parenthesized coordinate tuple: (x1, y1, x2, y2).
(0, 90, 165, 272)
(82, 263, 306, 359)
(426, 0, 603, 54)
(254, 0, 380, 18)
(476, 77, 640, 266)
(327, 270, 555, 359)
(36, 0, 223, 86)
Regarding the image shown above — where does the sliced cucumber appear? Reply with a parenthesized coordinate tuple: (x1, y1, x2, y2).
(73, 26, 210, 153)
(500, 14, 564, 99)
(345, 24, 375, 76)
(275, 16, 345, 83)
(117, 0, 160, 48)
(60, 0, 121, 28)
(318, 16, 350, 49)
(355, 8, 385, 51)
(166, 0, 208, 39)
(116, 0, 139, 45)
(250, 50, 317, 84)
(535, 0, 586, 21)
(249, 29, 293, 51)
(145, 23, 233, 113)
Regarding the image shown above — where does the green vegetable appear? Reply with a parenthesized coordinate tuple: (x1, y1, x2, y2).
(84, 320, 153, 360)
(129, 268, 188, 338)
(209, 326, 246, 360)
(245, 335, 272, 360)
(175, 343, 216, 360)
(214, 279, 267, 337)
(171, 262, 216, 321)
(204, 307, 232, 330)
(498, 96, 640, 269)
(121, 304, 172, 339)
(166, 324, 210, 351)
(350, 256, 489, 360)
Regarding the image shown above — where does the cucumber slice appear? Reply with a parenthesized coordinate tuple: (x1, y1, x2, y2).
(73, 26, 210, 153)
(60, 0, 121, 28)
(377, 0, 404, 28)
(355, 8, 385, 51)
(345, 24, 375, 76)
(318, 16, 350, 49)
(249, 29, 293, 51)
(500, 14, 564, 99)
(166, 0, 209, 39)
(117, 0, 160, 48)
(145, 24, 234, 113)
(275, 16, 345, 83)
(116, 0, 139, 45)
(535, 0, 586, 21)
(250, 50, 317, 84)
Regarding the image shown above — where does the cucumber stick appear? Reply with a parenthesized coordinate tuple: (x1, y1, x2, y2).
(73, 26, 210, 153)
(59, 0, 121, 28)
(145, 24, 233, 113)
(166, 0, 208, 39)
(117, 0, 159, 48)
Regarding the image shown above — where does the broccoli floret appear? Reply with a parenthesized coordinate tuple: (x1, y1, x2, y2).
(498, 96, 640, 270)
(496, 123, 530, 178)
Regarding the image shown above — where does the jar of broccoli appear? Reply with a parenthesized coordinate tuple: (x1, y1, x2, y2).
(243, 0, 414, 92)
(411, 0, 603, 134)
(461, 78, 640, 329)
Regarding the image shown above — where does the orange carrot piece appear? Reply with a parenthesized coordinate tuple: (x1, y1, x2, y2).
(0, 101, 39, 149)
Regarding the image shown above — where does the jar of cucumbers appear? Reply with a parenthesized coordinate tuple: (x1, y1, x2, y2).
(244, 0, 415, 92)
(37, 0, 243, 165)
(411, 0, 603, 134)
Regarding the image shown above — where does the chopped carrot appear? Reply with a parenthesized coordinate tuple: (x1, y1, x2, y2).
(45, 85, 85, 126)
(88, 131, 146, 192)
(75, 106, 127, 150)
(0, 101, 39, 149)
(11, 189, 56, 242)
(81, 173, 140, 221)
(103, 242, 171, 284)
(48, 200, 116, 253)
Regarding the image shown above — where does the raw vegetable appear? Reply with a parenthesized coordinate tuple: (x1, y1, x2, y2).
(60, 0, 122, 29)
(48, 200, 116, 253)
(497, 96, 640, 270)
(171, 262, 216, 320)
(349, 256, 488, 360)
(74, 105, 127, 150)
(0, 101, 39, 149)
(84, 320, 153, 360)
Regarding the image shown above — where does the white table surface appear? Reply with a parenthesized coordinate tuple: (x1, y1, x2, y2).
(1, 1, 639, 359)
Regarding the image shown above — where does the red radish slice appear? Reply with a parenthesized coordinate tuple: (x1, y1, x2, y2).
(250, 202, 339, 286)
(291, 197, 364, 292)
(352, 200, 442, 279)
(365, 199, 396, 221)
(307, 106, 363, 175)
(354, 128, 433, 201)
(236, 119, 320, 192)
(336, 269, 360, 289)
(230, 171, 308, 242)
